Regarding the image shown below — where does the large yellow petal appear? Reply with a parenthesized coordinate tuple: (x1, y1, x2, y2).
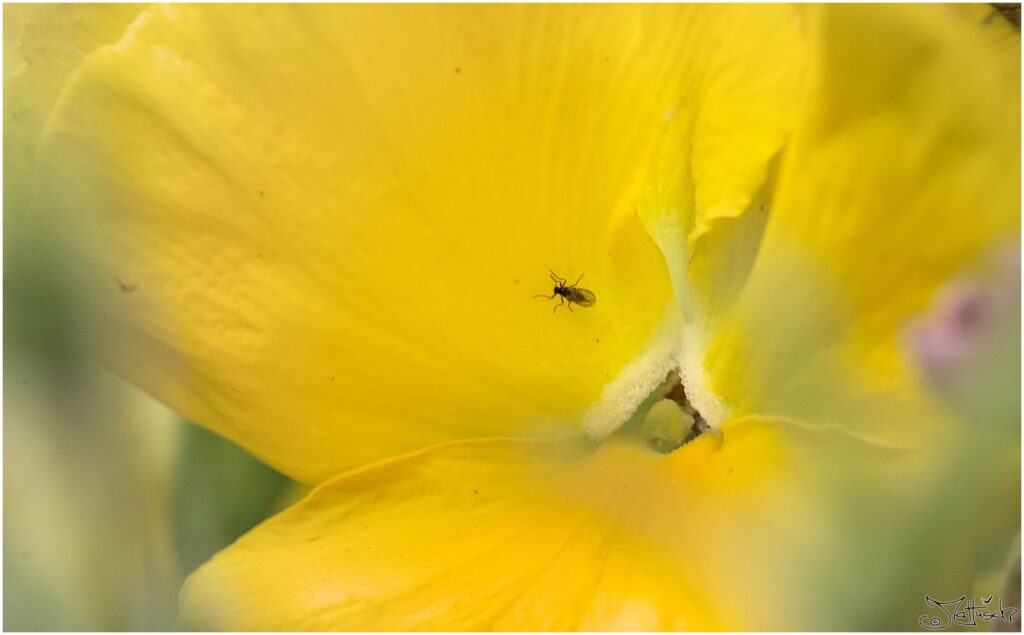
(35, 6, 804, 483)
(180, 418, 994, 630)
(703, 5, 1020, 444)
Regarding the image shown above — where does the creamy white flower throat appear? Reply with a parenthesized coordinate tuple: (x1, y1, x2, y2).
(582, 305, 726, 447)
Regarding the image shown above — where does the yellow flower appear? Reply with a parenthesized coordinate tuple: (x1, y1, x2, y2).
(13, 3, 1020, 630)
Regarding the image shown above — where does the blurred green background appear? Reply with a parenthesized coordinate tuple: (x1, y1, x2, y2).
(4, 207, 299, 631)
(4, 10, 298, 628)
(4, 211, 299, 631)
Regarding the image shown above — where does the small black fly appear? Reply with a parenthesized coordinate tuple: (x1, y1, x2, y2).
(534, 270, 596, 313)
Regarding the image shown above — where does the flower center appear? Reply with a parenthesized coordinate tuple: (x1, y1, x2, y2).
(581, 306, 728, 445)
(640, 372, 712, 453)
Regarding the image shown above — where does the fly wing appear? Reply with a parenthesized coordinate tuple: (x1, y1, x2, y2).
(571, 288, 597, 307)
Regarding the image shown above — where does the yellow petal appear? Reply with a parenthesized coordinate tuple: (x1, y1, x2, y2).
(5, 4, 144, 215)
(180, 418, 983, 630)
(635, 5, 804, 326)
(704, 5, 1020, 445)
(35, 5, 733, 483)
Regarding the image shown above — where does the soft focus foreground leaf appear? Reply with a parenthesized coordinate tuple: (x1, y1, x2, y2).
(5, 103, 179, 629)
